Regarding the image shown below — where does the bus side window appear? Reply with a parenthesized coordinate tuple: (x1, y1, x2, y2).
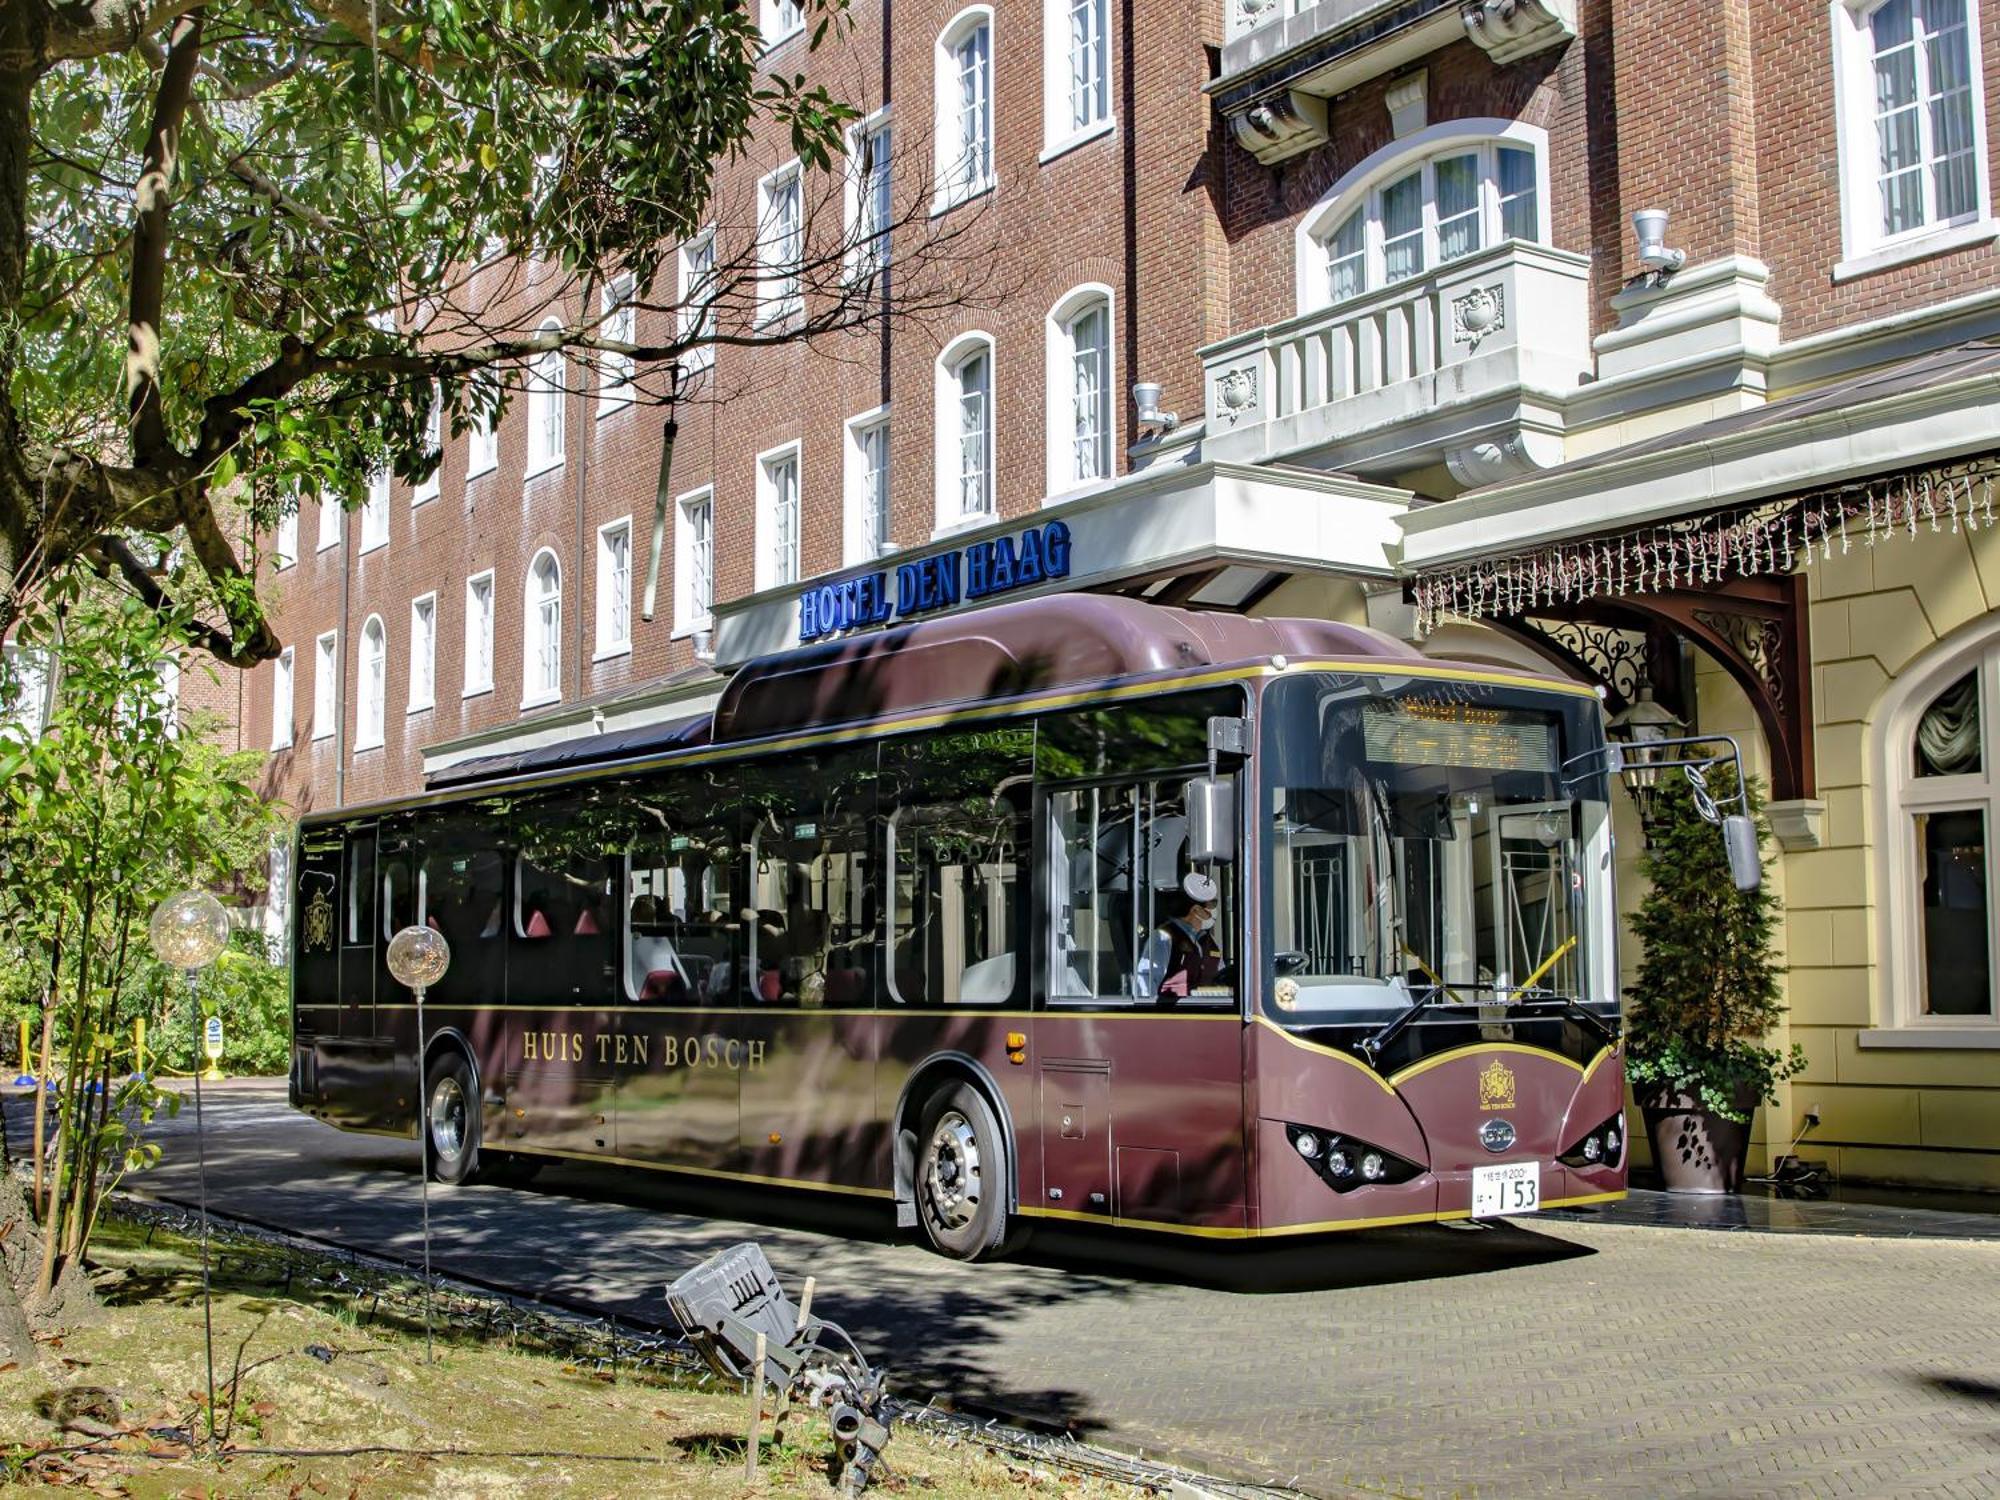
(418, 806, 504, 1008)
(508, 794, 616, 1005)
(339, 828, 376, 1009)
(624, 817, 742, 1006)
(741, 752, 876, 1009)
(880, 731, 1030, 1008)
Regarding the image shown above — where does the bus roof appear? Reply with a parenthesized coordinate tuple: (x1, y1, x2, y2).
(419, 593, 1567, 798)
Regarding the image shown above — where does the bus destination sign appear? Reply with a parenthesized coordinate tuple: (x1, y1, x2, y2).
(1363, 698, 1558, 772)
(798, 520, 1073, 643)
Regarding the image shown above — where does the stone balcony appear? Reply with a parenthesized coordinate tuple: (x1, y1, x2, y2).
(1198, 240, 1593, 487)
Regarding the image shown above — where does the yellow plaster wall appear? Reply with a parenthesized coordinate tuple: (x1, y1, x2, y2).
(1784, 523, 2000, 1192)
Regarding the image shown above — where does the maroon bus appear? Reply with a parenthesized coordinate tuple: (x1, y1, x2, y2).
(289, 594, 1635, 1259)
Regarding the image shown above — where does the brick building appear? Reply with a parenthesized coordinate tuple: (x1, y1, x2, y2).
(249, 0, 2000, 1189)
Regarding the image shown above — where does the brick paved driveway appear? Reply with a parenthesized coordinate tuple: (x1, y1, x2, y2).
(28, 1081, 2000, 1499)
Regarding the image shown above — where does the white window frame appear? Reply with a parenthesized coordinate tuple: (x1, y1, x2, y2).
(595, 517, 633, 660)
(757, 162, 805, 327)
(761, 0, 804, 48)
(933, 331, 996, 532)
(673, 486, 716, 637)
(756, 441, 803, 591)
(678, 228, 717, 377)
(312, 629, 338, 741)
(270, 646, 294, 750)
(934, 8, 996, 213)
(843, 405, 892, 565)
(844, 109, 894, 281)
(526, 320, 566, 477)
(463, 570, 495, 698)
(408, 592, 437, 713)
(317, 491, 341, 552)
(1830, 0, 1997, 281)
(413, 384, 442, 505)
(1044, 285, 1114, 498)
(1293, 119, 1551, 315)
(599, 274, 636, 416)
(523, 548, 563, 708)
(355, 614, 387, 751)
(1041, 0, 1113, 162)
(467, 375, 500, 478)
(360, 469, 390, 552)
(275, 505, 298, 570)
(1873, 615, 2000, 1035)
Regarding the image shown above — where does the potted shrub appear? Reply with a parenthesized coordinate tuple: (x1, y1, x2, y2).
(1624, 768, 1804, 1194)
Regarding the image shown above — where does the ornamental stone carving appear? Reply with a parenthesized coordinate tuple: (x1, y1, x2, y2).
(1445, 431, 1546, 488)
(1229, 90, 1329, 166)
(1235, 0, 1279, 27)
(1451, 285, 1506, 348)
(1460, 0, 1578, 64)
(1215, 367, 1259, 425)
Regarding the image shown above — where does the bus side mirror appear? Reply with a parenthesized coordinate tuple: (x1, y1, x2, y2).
(1722, 814, 1761, 892)
(1185, 776, 1237, 864)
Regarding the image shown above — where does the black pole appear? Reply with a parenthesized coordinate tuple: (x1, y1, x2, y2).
(187, 967, 216, 1446)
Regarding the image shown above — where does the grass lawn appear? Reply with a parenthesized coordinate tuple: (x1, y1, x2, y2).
(0, 1214, 1133, 1498)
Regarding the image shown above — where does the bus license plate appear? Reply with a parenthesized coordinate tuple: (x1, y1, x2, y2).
(1471, 1162, 1541, 1219)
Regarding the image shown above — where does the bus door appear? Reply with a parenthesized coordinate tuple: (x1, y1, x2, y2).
(1037, 766, 1246, 1228)
(291, 830, 343, 1107)
(338, 824, 378, 1040)
(737, 756, 881, 1186)
(1486, 801, 1584, 1001)
(375, 823, 424, 1101)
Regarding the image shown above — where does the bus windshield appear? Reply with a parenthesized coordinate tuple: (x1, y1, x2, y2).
(1261, 672, 1615, 1025)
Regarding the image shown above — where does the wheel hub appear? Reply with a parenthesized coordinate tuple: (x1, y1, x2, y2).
(924, 1111, 982, 1231)
(429, 1074, 467, 1165)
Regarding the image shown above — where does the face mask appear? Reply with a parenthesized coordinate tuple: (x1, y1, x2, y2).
(1193, 909, 1215, 933)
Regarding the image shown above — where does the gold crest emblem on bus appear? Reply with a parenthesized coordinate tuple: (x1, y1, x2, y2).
(1478, 1059, 1517, 1111)
(303, 887, 334, 952)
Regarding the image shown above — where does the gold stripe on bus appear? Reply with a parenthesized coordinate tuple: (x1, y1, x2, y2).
(1578, 1046, 1621, 1087)
(301, 656, 1596, 826)
(359, 1002, 1242, 1020)
(499, 1142, 896, 1199)
(1251, 1015, 1397, 1095)
(1387, 1040, 1592, 1087)
(1021, 1187, 1627, 1239)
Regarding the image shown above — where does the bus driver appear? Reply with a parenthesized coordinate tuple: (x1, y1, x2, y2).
(1145, 872, 1224, 1003)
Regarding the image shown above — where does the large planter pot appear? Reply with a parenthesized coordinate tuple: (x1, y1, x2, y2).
(1637, 1080, 1762, 1194)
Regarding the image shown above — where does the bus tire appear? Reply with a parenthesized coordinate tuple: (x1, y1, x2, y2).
(915, 1082, 1012, 1261)
(423, 1050, 481, 1186)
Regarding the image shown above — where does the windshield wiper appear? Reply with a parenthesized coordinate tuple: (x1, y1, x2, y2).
(1357, 977, 1617, 1062)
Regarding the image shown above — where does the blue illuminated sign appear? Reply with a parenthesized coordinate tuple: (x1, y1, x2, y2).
(798, 520, 1072, 643)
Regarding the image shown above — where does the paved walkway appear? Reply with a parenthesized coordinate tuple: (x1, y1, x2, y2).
(8, 1081, 2000, 1498)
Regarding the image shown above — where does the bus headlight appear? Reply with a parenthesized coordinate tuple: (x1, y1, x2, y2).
(1559, 1113, 1627, 1170)
(1285, 1125, 1419, 1193)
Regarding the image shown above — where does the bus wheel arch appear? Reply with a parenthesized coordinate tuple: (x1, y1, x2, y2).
(895, 1056, 1026, 1261)
(419, 1030, 484, 1186)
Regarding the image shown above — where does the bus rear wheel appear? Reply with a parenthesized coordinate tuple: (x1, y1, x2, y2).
(916, 1083, 1012, 1261)
(423, 1051, 481, 1185)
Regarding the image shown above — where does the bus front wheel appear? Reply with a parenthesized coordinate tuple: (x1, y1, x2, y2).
(916, 1083, 1012, 1261)
(423, 1051, 481, 1185)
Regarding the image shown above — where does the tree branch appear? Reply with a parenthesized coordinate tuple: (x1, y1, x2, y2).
(124, 8, 203, 466)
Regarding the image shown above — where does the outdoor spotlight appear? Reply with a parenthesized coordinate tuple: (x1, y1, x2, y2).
(149, 891, 230, 973)
(1632, 208, 1687, 273)
(1132, 380, 1179, 432)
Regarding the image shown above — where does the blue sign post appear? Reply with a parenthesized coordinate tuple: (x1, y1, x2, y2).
(798, 520, 1073, 643)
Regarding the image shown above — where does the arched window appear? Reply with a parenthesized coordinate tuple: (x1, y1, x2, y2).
(1879, 623, 2000, 1027)
(357, 615, 386, 750)
(524, 550, 562, 706)
(935, 332, 995, 526)
(527, 322, 565, 475)
(1295, 122, 1549, 314)
(1046, 287, 1113, 495)
(934, 8, 994, 210)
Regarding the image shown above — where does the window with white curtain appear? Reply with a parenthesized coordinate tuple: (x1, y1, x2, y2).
(1043, 0, 1109, 153)
(409, 594, 436, 712)
(845, 409, 891, 564)
(1064, 298, 1110, 486)
(356, 616, 386, 750)
(936, 12, 993, 208)
(762, 0, 803, 46)
(464, 571, 494, 696)
(360, 469, 389, 551)
(600, 275, 635, 413)
(270, 646, 294, 750)
(313, 630, 338, 739)
(1307, 139, 1543, 310)
(847, 114, 893, 279)
(1891, 641, 2000, 1022)
(953, 344, 992, 519)
(757, 163, 804, 325)
(675, 488, 715, 633)
(468, 374, 500, 476)
(678, 229, 716, 376)
(524, 551, 563, 705)
(317, 490, 341, 551)
(596, 519, 632, 657)
(759, 446, 802, 589)
(275, 506, 298, 570)
(413, 385, 441, 504)
(527, 325, 566, 474)
(1833, 0, 1989, 273)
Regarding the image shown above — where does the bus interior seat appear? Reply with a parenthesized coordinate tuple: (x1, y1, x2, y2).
(958, 952, 1014, 1003)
